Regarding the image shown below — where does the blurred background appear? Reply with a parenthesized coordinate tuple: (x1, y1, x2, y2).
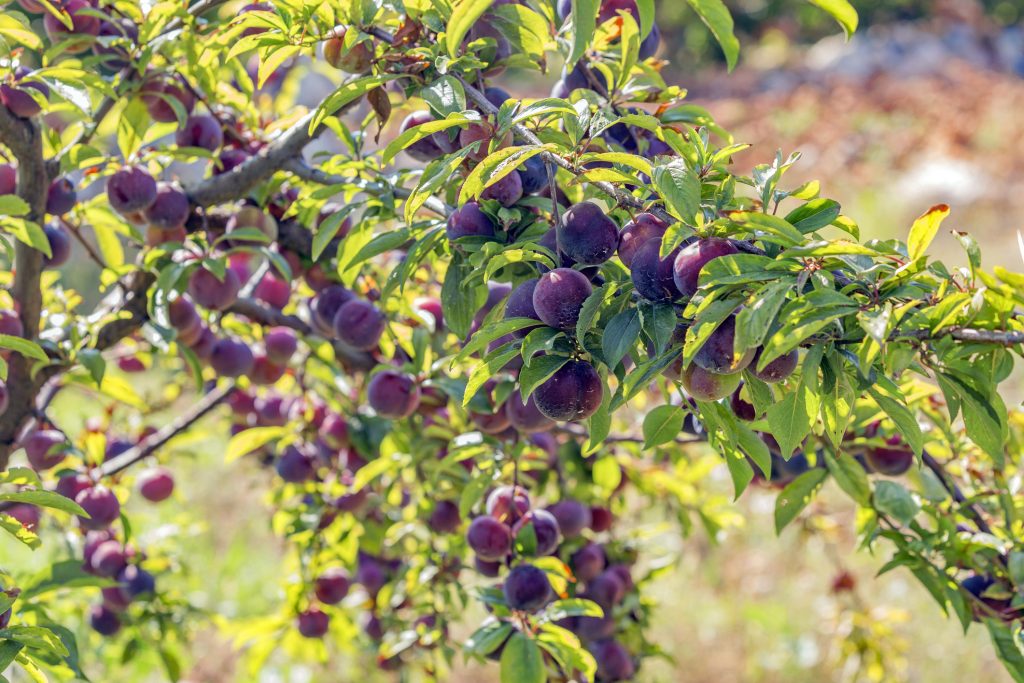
(14, 0, 1024, 680)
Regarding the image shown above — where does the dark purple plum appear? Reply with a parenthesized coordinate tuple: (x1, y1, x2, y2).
(136, 467, 174, 502)
(264, 327, 298, 364)
(672, 237, 738, 299)
(571, 543, 606, 582)
(618, 212, 667, 268)
(399, 111, 455, 162)
(323, 28, 374, 74)
(89, 604, 121, 636)
(639, 21, 662, 59)
(168, 297, 202, 343)
(428, 500, 462, 534)
(176, 114, 224, 151)
(43, 0, 100, 51)
(503, 278, 541, 337)
(117, 565, 156, 599)
(505, 392, 555, 433)
(187, 266, 240, 311)
(484, 86, 512, 108)
(6, 503, 39, 530)
(593, 638, 636, 681)
(559, 202, 618, 265)
(315, 568, 351, 604)
(693, 315, 754, 375)
(88, 540, 127, 577)
(865, 436, 914, 476)
(631, 239, 682, 302)
(107, 166, 157, 215)
(45, 177, 76, 216)
(42, 225, 71, 269)
(1, 68, 49, 118)
(93, 18, 138, 69)
(310, 285, 355, 336)
(481, 171, 523, 207)
(215, 147, 250, 175)
(209, 338, 255, 378)
(56, 472, 92, 501)
(144, 183, 190, 230)
(276, 445, 315, 483)
(446, 201, 495, 242)
(141, 75, 196, 124)
(297, 607, 329, 638)
(333, 299, 386, 350)
(319, 413, 349, 450)
(730, 386, 757, 421)
(486, 485, 530, 523)
(547, 499, 592, 538)
(76, 486, 121, 530)
(586, 569, 626, 610)
(517, 155, 548, 195)
(503, 564, 552, 612)
(751, 347, 799, 383)
(512, 509, 561, 556)
(590, 506, 614, 532)
(533, 360, 603, 422)
(254, 272, 291, 309)
(249, 355, 285, 386)
(467, 515, 512, 561)
(533, 268, 592, 330)
(24, 429, 67, 471)
(367, 370, 421, 419)
(0, 163, 15, 195)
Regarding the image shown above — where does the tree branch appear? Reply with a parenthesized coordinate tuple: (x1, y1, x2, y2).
(900, 326, 1024, 347)
(0, 106, 50, 467)
(187, 110, 327, 207)
(98, 381, 235, 477)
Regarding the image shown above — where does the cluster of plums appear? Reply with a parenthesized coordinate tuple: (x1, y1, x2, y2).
(1, 424, 176, 636)
(462, 485, 638, 681)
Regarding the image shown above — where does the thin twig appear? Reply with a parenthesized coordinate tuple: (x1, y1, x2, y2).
(98, 381, 235, 477)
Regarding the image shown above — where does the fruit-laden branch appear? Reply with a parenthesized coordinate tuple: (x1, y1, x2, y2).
(0, 105, 50, 467)
(227, 297, 377, 372)
(98, 381, 236, 477)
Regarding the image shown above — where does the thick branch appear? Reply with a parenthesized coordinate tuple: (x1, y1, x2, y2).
(0, 106, 49, 466)
(98, 381, 235, 477)
(187, 111, 325, 207)
(900, 326, 1024, 347)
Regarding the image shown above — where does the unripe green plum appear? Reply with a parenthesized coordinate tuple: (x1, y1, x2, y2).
(680, 363, 741, 401)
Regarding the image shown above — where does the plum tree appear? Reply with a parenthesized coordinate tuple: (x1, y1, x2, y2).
(533, 360, 603, 422)
(533, 268, 592, 330)
(0, 2, 1020, 681)
(559, 202, 619, 265)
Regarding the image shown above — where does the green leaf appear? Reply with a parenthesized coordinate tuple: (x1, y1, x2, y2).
(0, 640, 23, 673)
(642, 405, 683, 449)
(986, 620, 1024, 683)
(465, 620, 514, 656)
(500, 632, 546, 683)
(308, 75, 400, 135)
(734, 280, 792, 353)
(0, 490, 86, 517)
(464, 343, 522, 407)
(441, 258, 485, 339)
(543, 599, 604, 621)
(447, 0, 497, 57)
(602, 309, 640, 369)
(312, 205, 355, 261)
(907, 203, 950, 263)
(420, 75, 466, 117)
(0, 335, 47, 362)
(576, 282, 617, 341)
(454, 317, 541, 366)
(653, 162, 700, 224)
(383, 114, 472, 165)
(766, 385, 813, 458)
(117, 98, 149, 159)
(807, 0, 859, 38)
(684, 0, 740, 71)
(0, 196, 29, 217)
(224, 426, 286, 463)
(823, 449, 871, 506)
(568, 0, 601, 67)
(774, 468, 828, 533)
(1, 219, 51, 259)
(874, 480, 919, 525)
(0, 514, 40, 549)
(78, 348, 105, 386)
(784, 197, 841, 233)
(867, 386, 924, 457)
